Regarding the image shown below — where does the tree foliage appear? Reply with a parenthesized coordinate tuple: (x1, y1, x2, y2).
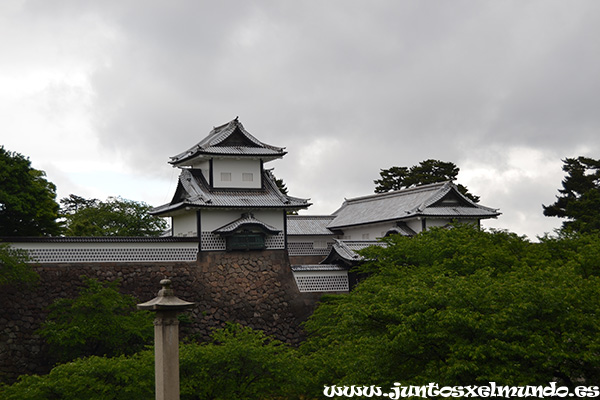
(543, 156, 600, 234)
(374, 159, 479, 202)
(301, 225, 600, 390)
(0, 147, 62, 236)
(1, 324, 307, 400)
(274, 177, 289, 195)
(6, 225, 600, 396)
(37, 278, 154, 364)
(60, 195, 167, 236)
(0, 352, 154, 400)
(179, 323, 307, 399)
(0, 243, 38, 285)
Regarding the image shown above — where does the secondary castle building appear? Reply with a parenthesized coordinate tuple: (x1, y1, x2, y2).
(286, 181, 500, 291)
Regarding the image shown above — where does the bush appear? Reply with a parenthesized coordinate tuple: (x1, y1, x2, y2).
(1, 324, 309, 400)
(0, 352, 154, 400)
(37, 278, 154, 364)
(180, 323, 308, 399)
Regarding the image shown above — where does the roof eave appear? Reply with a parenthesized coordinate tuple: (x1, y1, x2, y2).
(150, 202, 188, 216)
(327, 211, 500, 230)
(154, 203, 310, 213)
(169, 151, 286, 167)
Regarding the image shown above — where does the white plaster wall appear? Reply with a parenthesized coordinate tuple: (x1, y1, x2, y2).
(410, 217, 479, 232)
(212, 158, 261, 189)
(336, 217, 480, 239)
(425, 219, 450, 229)
(174, 209, 292, 237)
(201, 209, 241, 231)
(172, 213, 197, 236)
(189, 160, 210, 181)
(293, 270, 349, 292)
(9, 241, 200, 263)
(405, 219, 422, 233)
(287, 234, 335, 256)
(287, 235, 336, 244)
(341, 221, 400, 240)
(252, 209, 285, 230)
(12, 241, 199, 251)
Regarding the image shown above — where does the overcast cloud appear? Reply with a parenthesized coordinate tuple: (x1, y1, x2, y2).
(2, 0, 599, 240)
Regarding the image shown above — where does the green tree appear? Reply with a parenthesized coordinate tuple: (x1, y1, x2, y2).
(543, 156, 600, 234)
(301, 225, 600, 391)
(59, 194, 99, 214)
(374, 159, 479, 202)
(60, 195, 167, 236)
(0, 243, 38, 285)
(537, 232, 600, 278)
(272, 175, 300, 215)
(180, 323, 307, 399)
(275, 177, 289, 195)
(1, 324, 308, 400)
(37, 278, 153, 364)
(0, 147, 62, 236)
(0, 352, 154, 400)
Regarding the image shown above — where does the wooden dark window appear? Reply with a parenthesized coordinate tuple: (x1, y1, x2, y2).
(226, 233, 265, 251)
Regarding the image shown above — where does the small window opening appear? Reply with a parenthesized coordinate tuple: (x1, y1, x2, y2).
(221, 172, 232, 181)
(242, 173, 253, 182)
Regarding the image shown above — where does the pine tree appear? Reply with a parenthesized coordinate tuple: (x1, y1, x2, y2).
(374, 159, 479, 202)
(543, 156, 600, 234)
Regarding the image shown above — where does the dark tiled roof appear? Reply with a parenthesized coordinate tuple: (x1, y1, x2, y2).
(151, 168, 310, 215)
(169, 118, 286, 165)
(420, 207, 498, 217)
(213, 213, 281, 235)
(321, 239, 385, 265)
(286, 215, 336, 236)
(328, 182, 499, 229)
(387, 222, 418, 237)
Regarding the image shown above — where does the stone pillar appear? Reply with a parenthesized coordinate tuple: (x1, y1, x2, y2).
(138, 279, 194, 400)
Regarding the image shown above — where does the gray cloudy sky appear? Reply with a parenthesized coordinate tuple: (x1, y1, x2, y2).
(2, 0, 599, 240)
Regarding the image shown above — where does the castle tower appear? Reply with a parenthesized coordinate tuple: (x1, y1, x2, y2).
(151, 118, 310, 252)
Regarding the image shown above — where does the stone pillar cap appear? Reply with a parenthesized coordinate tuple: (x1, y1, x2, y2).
(137, 279, 195, 312)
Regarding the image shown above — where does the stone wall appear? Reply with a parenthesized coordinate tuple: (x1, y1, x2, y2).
(0, 249, 322, 383)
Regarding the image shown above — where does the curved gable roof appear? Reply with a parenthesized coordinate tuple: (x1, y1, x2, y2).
(327, 181, 499, 229)
(151, 168, 310, 215)
(169, 118, 286, 166)
(321, 239, 385, 266)
(213, 212, 281, 235)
